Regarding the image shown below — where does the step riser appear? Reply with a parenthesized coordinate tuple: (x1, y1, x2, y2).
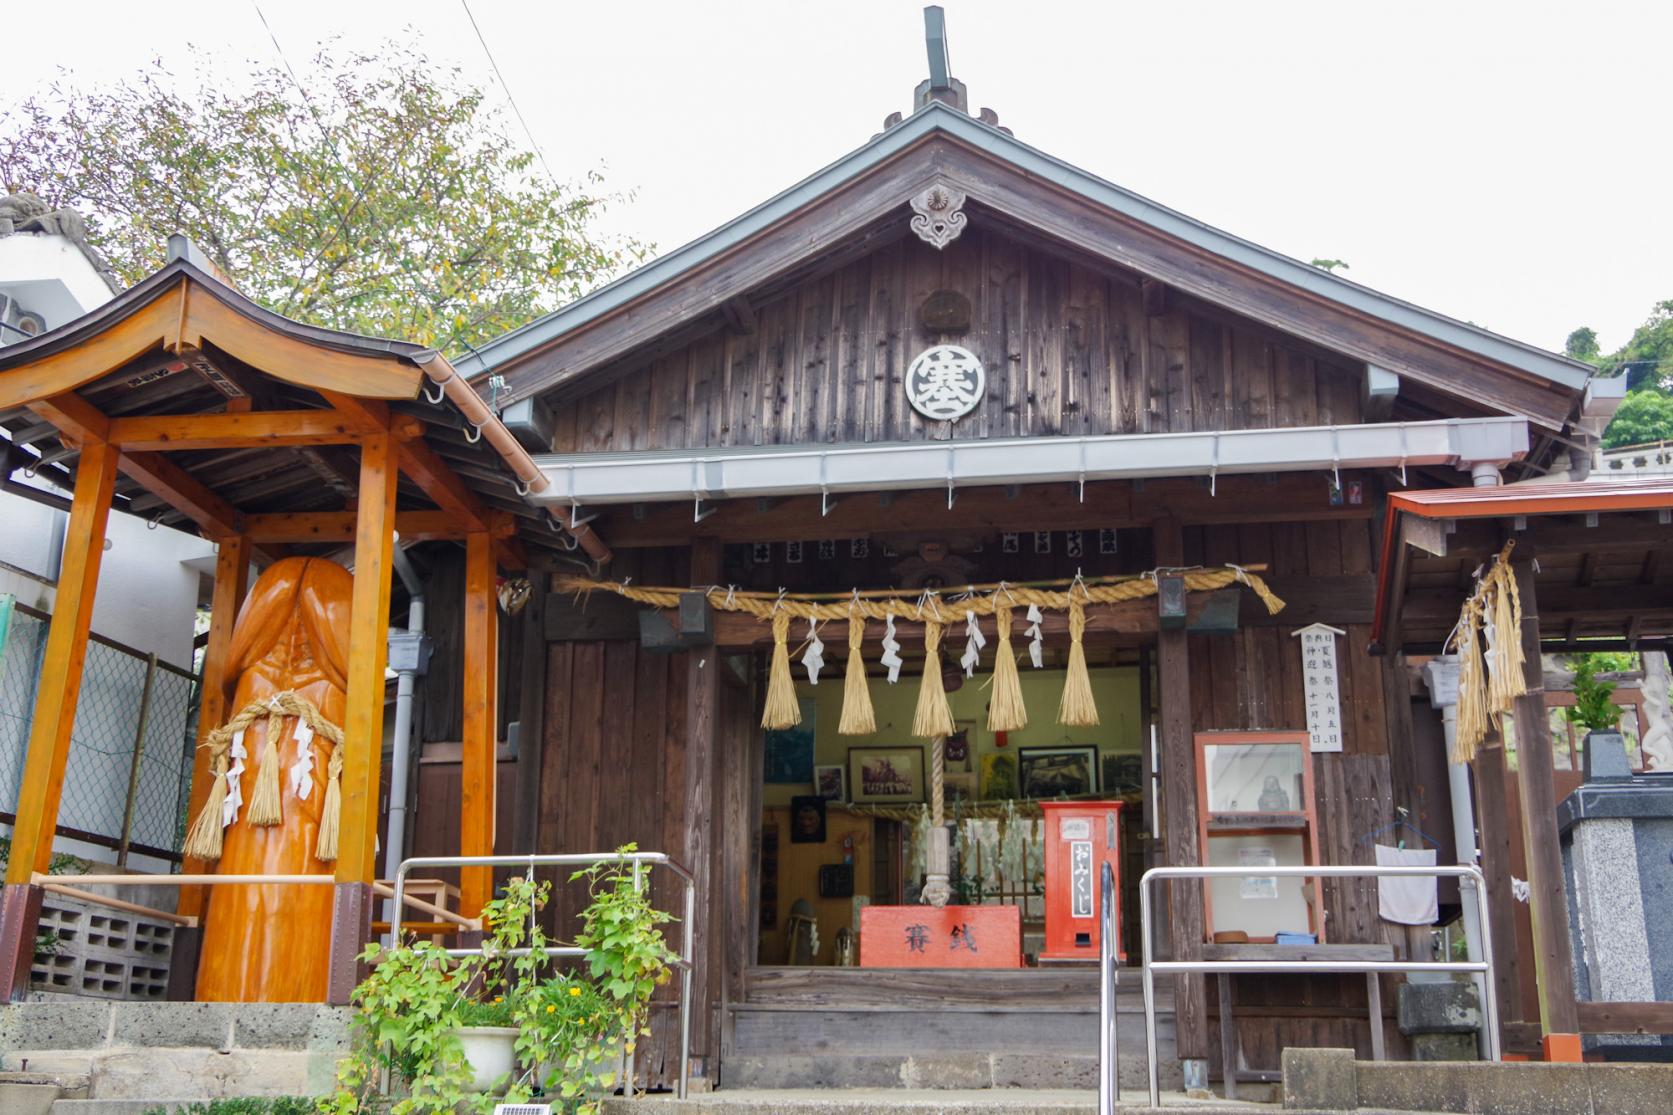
(724, 1053, 1182, 1093)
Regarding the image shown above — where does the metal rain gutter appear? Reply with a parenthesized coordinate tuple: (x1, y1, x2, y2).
(528, 417, 1530, 512)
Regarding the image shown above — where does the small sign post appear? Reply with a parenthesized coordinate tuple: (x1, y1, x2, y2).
(1292, 623, 1347, 753)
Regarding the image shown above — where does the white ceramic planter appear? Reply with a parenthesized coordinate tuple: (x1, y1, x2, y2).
(456, 1025, 520, 1092)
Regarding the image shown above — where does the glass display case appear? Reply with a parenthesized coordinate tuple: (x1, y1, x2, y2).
(1195, 731, 1322, 942)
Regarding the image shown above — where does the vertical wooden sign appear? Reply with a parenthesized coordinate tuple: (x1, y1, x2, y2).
(1293, 623, 1346, 753)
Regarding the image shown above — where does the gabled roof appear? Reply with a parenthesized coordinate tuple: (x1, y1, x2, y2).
(461, 101, 1592, 428)
(0, 247, 607, 564)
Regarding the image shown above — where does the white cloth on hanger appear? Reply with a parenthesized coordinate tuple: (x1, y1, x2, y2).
(1374, 843, 1438, 926)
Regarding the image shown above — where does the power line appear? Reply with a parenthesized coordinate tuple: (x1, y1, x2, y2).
(248, 0, 389, 309)
(458, 0, 563, 192)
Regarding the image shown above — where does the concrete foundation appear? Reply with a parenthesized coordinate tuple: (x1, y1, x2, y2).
(1282, 1046, 1673, 1114)
(0, 999, 350, 1102)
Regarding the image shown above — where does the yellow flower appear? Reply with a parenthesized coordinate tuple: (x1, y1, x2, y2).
(493, 996, 503, 1003)
(569, 986, 582, 997)
(547, 1004, 557, 1013)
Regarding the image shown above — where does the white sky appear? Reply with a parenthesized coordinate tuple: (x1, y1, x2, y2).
(5, 0, 1667, 354)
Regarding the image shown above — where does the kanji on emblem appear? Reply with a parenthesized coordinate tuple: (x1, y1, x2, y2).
(904, 924, 930, 954)
(905, 344, 985, 422)
(950, 924, 978, 952)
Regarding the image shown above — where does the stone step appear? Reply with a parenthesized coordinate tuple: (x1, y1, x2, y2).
(722, 1052, 1178, 1093)
(53, 1098, 210, 1104)
(596, 1089, 1445, 1114)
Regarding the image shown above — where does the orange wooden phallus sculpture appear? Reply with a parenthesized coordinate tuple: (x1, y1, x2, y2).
(196, 557, 353, 1002)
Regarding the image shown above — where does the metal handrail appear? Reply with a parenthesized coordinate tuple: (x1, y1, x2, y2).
(393, 851, 696, 1101)
(1137, 863, 1499, 1108)
(1097, 860, 1120, 1110)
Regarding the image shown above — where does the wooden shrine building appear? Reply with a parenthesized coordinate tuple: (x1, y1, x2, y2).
(0, 13, 1653, 1100)
(447, 31, 1621, 1093)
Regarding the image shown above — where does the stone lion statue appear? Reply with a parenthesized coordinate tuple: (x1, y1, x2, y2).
(0, 191, 88, 240)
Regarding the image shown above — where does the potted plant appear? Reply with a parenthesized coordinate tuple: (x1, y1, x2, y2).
(1565, 654, 1628, 780)
(518, 851, 675, 1111)
(324, 848, 674, 1115)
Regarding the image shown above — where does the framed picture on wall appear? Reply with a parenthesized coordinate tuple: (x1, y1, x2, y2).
(980, 751, 1019, 800)
(1102, 752, 1144, 795)
(763, 698, 817, 784)
(1018, 746, 1098, 799)
(849, 745, 926, 804)
(814, 764, 846, 801)
(789, 796, 827, 844)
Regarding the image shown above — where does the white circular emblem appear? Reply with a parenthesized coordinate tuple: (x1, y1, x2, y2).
(905, 344, 985, 422)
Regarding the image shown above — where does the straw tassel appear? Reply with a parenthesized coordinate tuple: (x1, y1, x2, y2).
(1485, 550, 1527, 717)
(1453, 598, 1490, 764)
(762, 611, 801, 730)
(1057, 596, 1100, 726)
(315, 742, 344, 862)
(913, 621, 956, 739)
(988, 602, 1027, 732)
(839, 616, 876, 735)
(183, 751, 231, 861)
(245, 710, 285, 826)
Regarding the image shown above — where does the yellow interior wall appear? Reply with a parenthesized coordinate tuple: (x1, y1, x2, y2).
(759, 665, 1143, 963)
(763, 665, 1144, 809)
(758, 804, 875, 966)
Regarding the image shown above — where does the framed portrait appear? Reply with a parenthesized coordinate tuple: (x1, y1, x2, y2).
(1019, 746, 1098, 799)
(849, 745, 926, 805)
(814, 764, 847, 801)
(789, 795, 827, 843)
(980, 751, 1018, 801)
(763, 699, 816, 784)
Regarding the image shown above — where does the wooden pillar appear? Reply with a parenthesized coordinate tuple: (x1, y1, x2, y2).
(178, 534, 250, 922)
(0, 438, 119, 998)
(459, 529, 499, 918)
(684, 538, 722, 1079)
(1471, 740, 1522, 1026)
(327, 431, 398, 1004)
(1155, 517, 1209, 1065)
(1509, 550, 1580, 1048)
(511, 564, 548, 856)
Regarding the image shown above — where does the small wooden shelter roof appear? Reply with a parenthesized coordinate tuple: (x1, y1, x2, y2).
(458, 101, 1593, 434)
(1371, 477, 1673, 655)
(0, 244, 605, 565)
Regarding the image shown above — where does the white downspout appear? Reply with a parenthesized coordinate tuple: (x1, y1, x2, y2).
(1425, 658, 1489, 1058)
(383, 543, 426, 942)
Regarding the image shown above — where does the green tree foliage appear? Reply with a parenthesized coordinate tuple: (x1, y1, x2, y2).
(1603, 390, 1673, 449)
(0, 42, 644, 351)
(1572, 300, 1673, 447)
(1613, 299, 1673, 393)
(1565, 326, 1600, 363)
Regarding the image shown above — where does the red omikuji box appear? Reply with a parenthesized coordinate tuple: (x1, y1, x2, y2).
(1040, 800, 1124, 963)
(859, 904, 1022, 968)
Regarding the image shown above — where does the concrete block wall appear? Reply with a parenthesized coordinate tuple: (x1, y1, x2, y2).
(0, 1000, 351, 1101)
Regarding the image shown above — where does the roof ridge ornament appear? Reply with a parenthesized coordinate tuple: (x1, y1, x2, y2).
(909, 180, 968, 249)
(915, 6, 967, 112)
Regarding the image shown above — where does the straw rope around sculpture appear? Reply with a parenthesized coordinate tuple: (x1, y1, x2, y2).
(556, 565, 1286, 736)
(1445, 540, 1528, 764)
(183, 691, 346, 863)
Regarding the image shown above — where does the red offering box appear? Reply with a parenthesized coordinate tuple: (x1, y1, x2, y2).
(859, 904, 1022, 968)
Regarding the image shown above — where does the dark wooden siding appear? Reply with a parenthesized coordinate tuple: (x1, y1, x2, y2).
(1184, 517, 1419, 1069)
(549, 226, 1366, 453)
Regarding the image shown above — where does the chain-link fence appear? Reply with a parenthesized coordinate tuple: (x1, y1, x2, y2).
(0, 600, 198, 864)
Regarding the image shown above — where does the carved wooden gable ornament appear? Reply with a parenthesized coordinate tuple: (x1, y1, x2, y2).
(909, 181, 968, 249)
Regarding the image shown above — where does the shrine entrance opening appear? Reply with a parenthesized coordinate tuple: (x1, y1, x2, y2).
(755, 649, 1153, 970)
